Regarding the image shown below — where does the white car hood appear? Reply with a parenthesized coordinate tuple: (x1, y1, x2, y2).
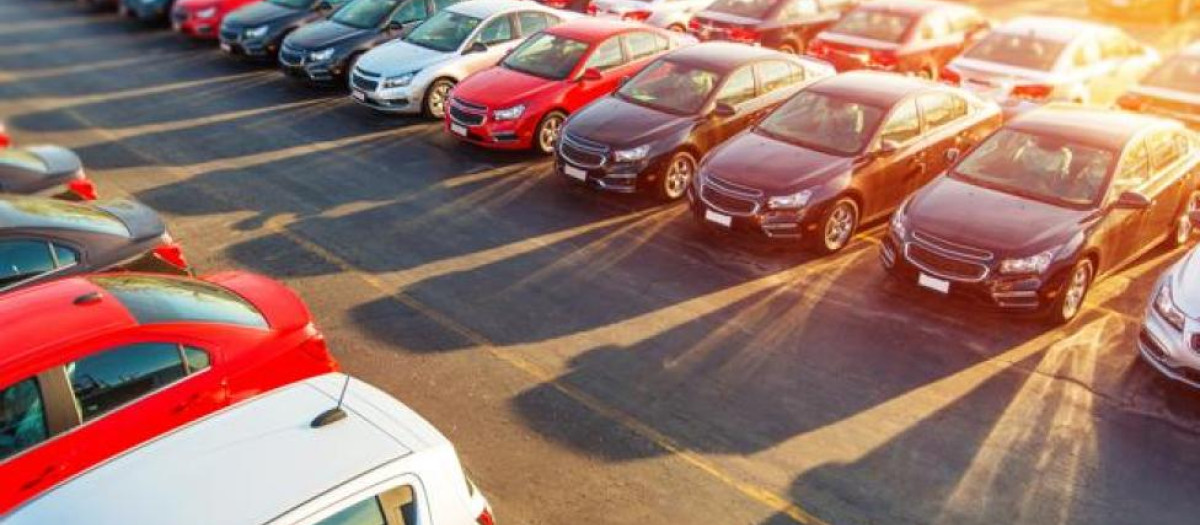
(1171, 247, 1200, 318)
(357, 40, 454, 76)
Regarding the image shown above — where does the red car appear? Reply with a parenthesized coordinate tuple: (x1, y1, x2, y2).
(447, 19, 683, 154)
(0, 272, 338, 513)
(171, 0, 261, 39)
(0, 122, 8, 149)
(807, 0, 988, 79)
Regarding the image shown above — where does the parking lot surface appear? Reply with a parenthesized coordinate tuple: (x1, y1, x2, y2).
(4, 1, 1200, 523)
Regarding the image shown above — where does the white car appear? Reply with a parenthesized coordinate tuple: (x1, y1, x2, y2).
(586, 0, 713, 33)
(3, 374, 494, 525)
(350, 0, 573, 118)
(945, 16, 1160, 111)
(1141, 221, 1200, 390)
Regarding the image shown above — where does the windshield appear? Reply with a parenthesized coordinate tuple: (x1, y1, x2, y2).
(404, 10, 480, 52)
(268, 0, 313, 9)
(92, 275, 269, 329)
(332, 0, 399, 29)
(0, 198, 130, 237)
(756, 91, 884, 156)
(953, 129, 1114, 208)
(0, 150, 47, 173)
(963, 33, 1067, 72)
(706, 0, 775, 20)
(502, 33, 590, 80)
(1142, 55, 1200, 92)
(827, 10, 914, 43)
(617, 60, 720, 115)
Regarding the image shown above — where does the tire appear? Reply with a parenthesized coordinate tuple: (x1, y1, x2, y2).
(343, 52, 362, 81)
(423, 78, 455, 119)
(1048, 258, 1093, 325)
(533, 111, 566, 156)
(654, 151, 696, 202)
(1169, 190, 1200, 248)
(813, 197, 859, 255)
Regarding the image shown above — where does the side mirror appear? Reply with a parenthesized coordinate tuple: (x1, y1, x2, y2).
(944, 148, 961, 163)
(580, 67, 603, 82)
(876, 139, 900, 156)
(712, 102, 736, 118)
(386, 20, 404, 32)
(1114, 190, 1151, 210)
(465, 41, 488, 54)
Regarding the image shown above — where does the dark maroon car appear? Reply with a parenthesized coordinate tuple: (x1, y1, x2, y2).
(687, 0, 857, 54)
(807, 0, 988, 78)
(883, 105, 1200, 324)
(690, 72, 1001, 253)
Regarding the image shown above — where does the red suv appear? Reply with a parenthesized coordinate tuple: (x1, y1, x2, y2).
(447, 19, 683, 154)
(807, 0, 988, 78)
(0, 272, 339, 513)
(172, 0, 261, 39)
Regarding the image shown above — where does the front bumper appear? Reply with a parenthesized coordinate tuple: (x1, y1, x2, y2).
(279, 51, 339, 83)
(556, 155, 652, 193)
(172, 10, 221, 38)
(219, 28, 276, 58)
(121, 0, 172, 20)
(1138, 303, 1200, 389)
(444, 105, 535, 150)
(348, 72, 421, 114)
(686, 187, 811, 241)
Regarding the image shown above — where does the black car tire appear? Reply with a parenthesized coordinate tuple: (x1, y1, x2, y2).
(1169, 190, 1200, 248)
(1048, 258, 1093, 325)
(534, 111, 566, 156)
(813, 197, 858, 255)
(655, 150, 696, 202)
(424, 78, 455, 119)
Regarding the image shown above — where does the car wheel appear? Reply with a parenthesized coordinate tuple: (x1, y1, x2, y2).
(814, 197, 859, 255)
(534, 111, 566, 155)
(655, 151, 696, 201)
(424, 78, 455, 119)
(778, 41, 800, 54)
(1050, 259, 1093, 325)
(1170, 190, 1200, 247)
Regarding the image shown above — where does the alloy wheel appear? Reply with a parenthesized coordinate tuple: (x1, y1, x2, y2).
(661, 152, 695, 201)
(426, 80, 453, 119)
(537, 113, 564, 155)
(823, 200, 857, 253)
(1061, 261, 1092, 322)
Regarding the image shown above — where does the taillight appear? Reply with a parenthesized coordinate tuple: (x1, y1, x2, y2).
(869, 49, 898, 68)
(687, 19, 700, 31)
(807, 39, 828, 57)
(585, 4, 597, 14)
(1011, 84, 1053, 100)
(939, 66, 961, 85)
(727, 26, 759, 43)
(66, 176, 98, 201)
(0, 128, 8, 149)
(476, 509, 495, 525)
(153, 241, 190, 272)
(1117, 92, 1146, 111)
(622, 9, 651, 21)
(299, 332, 339, 371)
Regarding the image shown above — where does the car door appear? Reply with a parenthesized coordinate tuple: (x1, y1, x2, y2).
(460, 13, 519, 71)
(0, 372, 80, 506)
(295, 476, 430, 525)
(698, 64, 758, 150)
(563, 35, 629, 109)
(915, 91, 971, 178)
(856, 97, 925, 219)
(1138, 129, 1193, 243)
(1102, 138, 1154, 268)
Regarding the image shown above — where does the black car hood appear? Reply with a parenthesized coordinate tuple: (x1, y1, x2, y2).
(96, 200, 167, 242)
(0, 146, 81, 194)
(906, 176, 1090, 253)
(286, 19, 371, 49)
(566, 97, 694, 149)
(224, 1, 301, 27)
(704, 130, 853, 194)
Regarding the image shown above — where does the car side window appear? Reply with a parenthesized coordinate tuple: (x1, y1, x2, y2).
(948, 12, 980, 34)
(584, 37, 625, 71)
(53, 243, 78, 267)
(0, 378, 49, 462)
(67, 343, 208, 422)
(1113, 140, 1150, 193)
(0, 240, 57, 286)
(517, 12, 553, 36)
(779, 0, 817, 20)
(1148, 130, 1184, 173)
(917, 92, 967, 130)
(315, 485, 419, 525)
(430, 0, 455, 11)
(624, 31, 667, 61)
(878, 100, 921, 145)
(919, 14, 950, 41)
(389, 0, 426, 24)
(715, 66, 756, 107)
(477, 15, 515, 44)
(756, 61, 796, 95)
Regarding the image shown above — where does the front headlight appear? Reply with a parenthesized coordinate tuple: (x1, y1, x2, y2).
(310, 48, 335, 62)
(613, 144, 650, 163)
(767, 189, 812, 210)
(890, 206, 908, 240)
(381, 72, 415, 89)
(244, 25, 269, 38)
(999, 250, 1053, 275)
(492, 104, 525, 121)
(1155, 281, 1187, 331)
(196, 6, 217, 18)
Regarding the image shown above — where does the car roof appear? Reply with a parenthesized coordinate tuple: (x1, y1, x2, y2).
(807, 71, 940, 107)
(856, 0, 974, 17)
(993, 16, 1112, 43)
(448, 0, 543, 18)
(1008, 104, 1180, 151)
(6, 374, 451, 525)
(660, 42, 789, 73)
(545, 17, 650, 41)
(0, 276, 137, 372)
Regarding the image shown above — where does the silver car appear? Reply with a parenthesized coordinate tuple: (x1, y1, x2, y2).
(350, 0, 574, 118)
(587, 0, 713, 32)
(1140, 220, 1200, 389)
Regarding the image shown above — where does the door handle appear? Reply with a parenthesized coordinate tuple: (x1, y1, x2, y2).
(22, 463, 64, 490)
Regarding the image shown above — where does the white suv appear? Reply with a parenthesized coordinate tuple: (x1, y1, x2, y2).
(3, 374, 494, 525)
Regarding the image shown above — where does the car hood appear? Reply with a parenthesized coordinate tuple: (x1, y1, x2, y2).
(566, 96, 693, 148)
(906, 176, 1088, 254)
(703, 130, 853, 194)
(452, 66, 563, 108)
(287, 20, 370, 49)
(224, 1, 299, 26)
(96, 200, 168, 242)
(357, 40, 452, 75)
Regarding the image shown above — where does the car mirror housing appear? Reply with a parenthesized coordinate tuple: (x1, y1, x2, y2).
(876, 139, 901, 156)
(1114, 190, 1151, 210)
(712, 102, 736, 118)
(580, 68, 603, 82)
(465, 41, 488, 55)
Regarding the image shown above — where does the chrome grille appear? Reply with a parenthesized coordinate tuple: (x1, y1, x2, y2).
(559, 133, 608, 168)
(448, 98, 486, 126)
(351, 73, 378, 92)
(219, 27, 240, 41)
(904, 243, 988, 281)
(911, 230, 994, 261)
(700, 174, 761, 216)
(279, 45, 305, 65)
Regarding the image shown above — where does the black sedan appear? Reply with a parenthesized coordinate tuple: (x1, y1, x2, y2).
(0, 196, 191, 293)
(220, 0, 350, 60)
(0, 146, 97, 201)
(120, 0, 176, 23)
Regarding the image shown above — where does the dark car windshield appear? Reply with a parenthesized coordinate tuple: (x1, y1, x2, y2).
(963, 33, 1067, 72)
(0, 198, 130, 237)
(827, 10, 914, 43)
(706, 0, 776, 20)
(92, 275, 269, 329)
(0, 150, 47, 173)
(616, 60, 720, 115)
(756, 91, 885, 156)
(332, 0, 400, 28)
(404, 10, 481, 52)
(502, 33, 590, 80)
(1142, 55, 1200, 92)
(952, 129, 1114, 208)
(268, 0, 314, 9)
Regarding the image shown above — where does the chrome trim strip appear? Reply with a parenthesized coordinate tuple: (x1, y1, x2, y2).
(903, 242, 989, 282)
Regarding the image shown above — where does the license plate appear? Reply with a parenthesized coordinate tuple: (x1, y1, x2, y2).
(220, 42, 232, 53)
(917, 273, 950, 294)
(352, 90, 367, 102)
(563, 164, 587, 181)
(704, 209, 732, 228)
(450, 123, 467, 137)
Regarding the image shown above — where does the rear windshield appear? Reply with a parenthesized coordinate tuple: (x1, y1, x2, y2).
(706, 0, 775, 20)
(91, 275, 269, 329)
(0, 198, 130, 237)
(0, 150, 47, 173)
(1142, 55, 1200, 92)
(962, 32, 1067, 72)
(827, 10, 914, 44)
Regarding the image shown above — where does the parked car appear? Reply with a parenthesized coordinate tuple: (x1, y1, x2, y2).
(1139, 217, 1200, 388)
(556, 42, 834, 200)
(943, 17, 1160, 112)
(351, 0, 571, 118)
(448, 19, 683, 154)
(279, 0, 457, 83)
(687, 0, 857, 54)
(587, 0, 714, 32)
(883, 105, 1200, 324)
(219, 0, 349, 60)
(0, 146, 97, 201)
(691, 72, 1001, 253)
(807, 0, 987, 78)
(3, 374, 491, 525)
(0, 122, 8, 149)
(171, 0, 261, 39)
(0, 196, 188, 293)
(0, 272, 339, 513)
(1118, 42, 1200, 130)
(119, 0, 177, 23)
(1088, 0, 1196, 23)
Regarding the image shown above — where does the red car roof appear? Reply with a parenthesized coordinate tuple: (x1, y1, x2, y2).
(0, 276, 136, 370)
(545, 18, 652, 42)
